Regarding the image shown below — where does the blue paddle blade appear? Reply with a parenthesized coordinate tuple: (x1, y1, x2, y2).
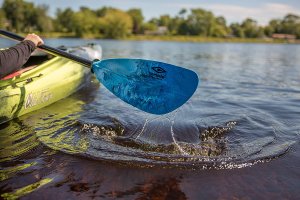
(92, 59, 199, 114)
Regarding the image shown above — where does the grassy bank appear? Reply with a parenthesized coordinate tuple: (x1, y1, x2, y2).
(126, 35, 294, 44)
(37, 32, 299, 44)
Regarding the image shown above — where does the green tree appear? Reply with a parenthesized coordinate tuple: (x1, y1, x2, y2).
(157, 15, 172, 34)
(0, 9, 7, 29)
(2, 0, 25, 32)
(141, 22, 157, 33)
(95, 7, 111, 17)
(55, 8, 75, 32)
(178, 8, 187, 18)
(281, 14, 300, 38)
(241, 18, 264, 38)
(264, 19, 281, 36)
(230, 23, 244, 37)
(73, 7, 98, 37)
(148, 17, 159, 26)
(168, 16, 183, 35)
(175, 9, 189, 35)
(21, 1, 36, 32)
(212, 16, 229, 37)
(158, 15, 172, 26)
(264, 14, 300, 38)
(142, 18, 159, 33)
(2, 0, 52, 32)
(127, 8, 144, 34)
(2, 1, 300, 40)
(100, 9, 133, 38)
(183, 8, 216, 36)
(177, 21, 190, 35)
(35, 5, 53, 32)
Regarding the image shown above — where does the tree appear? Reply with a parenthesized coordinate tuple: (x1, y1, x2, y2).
(95, 7, 112, 17)
(100, 9, 133, 38)
(264, 19, 281, 37)
(2, 0, 26, 32)
(168, 16, 183, 35)
(157, 15, 172, 34)
(2, 0, 52, 32)
(188, 9, 212, 36)
(230, 23, 244, 37)
(148, 18, 159, 26)
(141, 22, 157, 33)
(264, 14, 300, 38)
(35, 5, 53, 32)
(212, 16, 229, 37)
(127, 8, 144, 34)
(2, 1, 300, 39)
(158, 15, 171, 26)
(55, 8, 75, 33)
(170, 9, 188, 35)
(177, 21, 190, 35)
(241, 18, 264, 38)
(281, 14, 300, 38)
(73, 7, 99, 37)
(179, 8, 187, 17)
(0, 9, 7, 29)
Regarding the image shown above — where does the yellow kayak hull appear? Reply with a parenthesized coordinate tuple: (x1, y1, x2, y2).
(0, 57, 91, 124)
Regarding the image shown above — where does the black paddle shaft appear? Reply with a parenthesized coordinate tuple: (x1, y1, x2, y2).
(0, 29, 93, 67)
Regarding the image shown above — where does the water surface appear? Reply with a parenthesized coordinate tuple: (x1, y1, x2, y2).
(1, 38, 300, 199)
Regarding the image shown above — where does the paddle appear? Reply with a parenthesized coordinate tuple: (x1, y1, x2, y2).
(0, 30, 199, 114)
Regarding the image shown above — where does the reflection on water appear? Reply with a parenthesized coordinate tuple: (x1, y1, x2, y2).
(0, 80, 99, 198)
(0, 120, 38, 162)
(105, 177, 187, 199)
(1, 40, 300, 198)
(1, 178, 53, 199)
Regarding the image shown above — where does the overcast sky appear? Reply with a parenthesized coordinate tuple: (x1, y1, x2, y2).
(2, 0, 300, 25)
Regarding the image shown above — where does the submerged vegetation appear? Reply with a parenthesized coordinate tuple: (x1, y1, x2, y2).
(0, 0, 300, 42)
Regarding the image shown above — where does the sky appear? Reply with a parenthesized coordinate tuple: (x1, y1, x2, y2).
(2, 0, 300, 25)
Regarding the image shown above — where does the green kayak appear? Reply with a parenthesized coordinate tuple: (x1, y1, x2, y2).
(0, 44, 101, 124)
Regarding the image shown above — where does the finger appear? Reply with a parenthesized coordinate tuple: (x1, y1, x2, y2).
(38, 38, 44, 46)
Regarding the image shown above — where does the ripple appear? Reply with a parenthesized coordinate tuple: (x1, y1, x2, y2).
(30, 109, 295, 170)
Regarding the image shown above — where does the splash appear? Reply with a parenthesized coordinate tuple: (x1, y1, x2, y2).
(34, 112, 290, 170)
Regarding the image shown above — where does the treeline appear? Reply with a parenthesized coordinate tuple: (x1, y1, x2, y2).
(1, 0, 300, 39)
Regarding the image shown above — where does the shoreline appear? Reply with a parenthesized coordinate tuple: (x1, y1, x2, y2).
(126, 35, 299, 44)
(5, 32, 300, 44)
(21, 32, 300, 44)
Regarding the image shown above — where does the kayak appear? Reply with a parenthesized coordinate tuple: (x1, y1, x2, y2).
(0, 44, 102, 124)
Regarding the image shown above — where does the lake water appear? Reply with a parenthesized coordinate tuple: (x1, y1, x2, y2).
(1, 38, 300, 199)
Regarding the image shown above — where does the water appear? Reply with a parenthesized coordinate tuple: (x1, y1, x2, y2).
(1, 38, 300, 199)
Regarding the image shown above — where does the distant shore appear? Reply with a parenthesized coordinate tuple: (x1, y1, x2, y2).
(127, 35, 300, 44)
(33, 32, 300, 44)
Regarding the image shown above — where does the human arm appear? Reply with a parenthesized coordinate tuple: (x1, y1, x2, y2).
(0, 34, 44, 79)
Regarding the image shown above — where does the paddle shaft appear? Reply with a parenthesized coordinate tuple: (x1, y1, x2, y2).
(1, 30, 199, 115)
(0, 30, 93, 67)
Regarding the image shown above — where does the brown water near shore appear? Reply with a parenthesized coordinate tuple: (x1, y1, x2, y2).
(1, 144, 299, 199)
